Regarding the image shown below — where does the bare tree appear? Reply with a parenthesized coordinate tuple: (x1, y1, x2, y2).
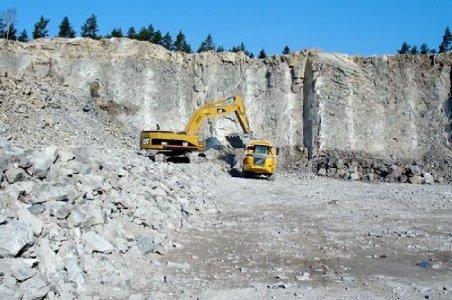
(2, 9, 16, 40)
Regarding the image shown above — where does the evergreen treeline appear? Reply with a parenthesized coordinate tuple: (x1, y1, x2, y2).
(0, 10, 266, 57)
(397, 26, 452, 54)
(1, 8, 451, 57)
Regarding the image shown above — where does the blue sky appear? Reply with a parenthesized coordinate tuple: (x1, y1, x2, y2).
(1, 0, 451, 56)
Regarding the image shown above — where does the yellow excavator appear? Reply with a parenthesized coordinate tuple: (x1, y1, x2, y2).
(140, 95, 253, 156)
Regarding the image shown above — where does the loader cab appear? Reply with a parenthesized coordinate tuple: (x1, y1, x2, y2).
(254, 145, 269, 155)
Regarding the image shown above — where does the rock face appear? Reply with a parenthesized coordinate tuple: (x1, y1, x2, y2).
(0, 39, 450, 180)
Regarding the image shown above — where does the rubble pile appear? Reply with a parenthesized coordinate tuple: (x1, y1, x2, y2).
(312, 150, 451, 184)
(0, 138, 220, 298)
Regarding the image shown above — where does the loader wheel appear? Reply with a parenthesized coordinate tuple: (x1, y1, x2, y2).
(242, 171, 251, 178)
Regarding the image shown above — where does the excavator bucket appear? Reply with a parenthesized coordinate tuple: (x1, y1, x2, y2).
(225, 133, 252, 148)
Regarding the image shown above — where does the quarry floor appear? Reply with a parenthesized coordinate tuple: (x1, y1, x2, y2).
(148, 175, 451, 299)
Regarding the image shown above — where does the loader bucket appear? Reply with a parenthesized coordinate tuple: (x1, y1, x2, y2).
(225, 133, 252, 148)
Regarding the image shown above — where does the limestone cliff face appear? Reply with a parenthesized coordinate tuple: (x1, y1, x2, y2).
(0, 39, 450, 162)
(307, 53, 451, 160)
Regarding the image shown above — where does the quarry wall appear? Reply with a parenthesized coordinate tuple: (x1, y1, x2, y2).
(0, 39, 450, 164)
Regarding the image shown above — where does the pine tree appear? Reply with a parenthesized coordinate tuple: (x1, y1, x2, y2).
(58, 16, 75, 38)
(81, 14, 99, 39)
(32, 15, 50, 39)
(230, 42, 252, 57)
(282, 46, 290, 55)
(258, 49, 267, 59)
(197, 33, 215, 52)
(152, 30, 163, 45)
(137, 26, 151, 41)
(410, 45, 418, 55)
(231, 43, 243, 52)
(18, 29, 28, 42)
(162, 32, 173, 50)
(127, 27, 136, 39)
(174, 30, 192, 53)
(397, 42, 410, 54)
(439, 26, 452, 53)
(419, 43, 429, 54)
(216, 45, 225, 52)
(111, 28, 123, 38)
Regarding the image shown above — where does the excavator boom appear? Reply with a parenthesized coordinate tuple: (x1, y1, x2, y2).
(184, 96, 252, 135)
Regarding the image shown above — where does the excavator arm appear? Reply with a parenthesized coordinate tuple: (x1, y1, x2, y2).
(184, 95, 252, 136)
(140, 95, 253, 153)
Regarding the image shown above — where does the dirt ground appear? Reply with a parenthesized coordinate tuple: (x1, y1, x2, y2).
(142, 174, 452, 299)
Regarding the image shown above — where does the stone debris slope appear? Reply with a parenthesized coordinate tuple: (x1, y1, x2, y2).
(0, 138, 221, 298)
(0, 45, 224, 298)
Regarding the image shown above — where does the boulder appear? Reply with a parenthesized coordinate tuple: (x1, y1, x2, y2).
(30, 183, 75, 203)
(84, 205, 105, 227)
(317, 167, 327, 176)
(350, 172, 361, 181)
(0, 221, 34, 258)
(6, 258, 37, 281)
(0, 138, 25, 156)
(82, 231, 114, 254)
(28, 146, 59, 179)
(409, 165, 421, 176)
(363, 173, 374, 182)
(409, 175, 424, 184)
(17, 208, 43, 236)
(0, 285, 21, 299)
(18, 156, 33, 169)
(4, 166, 27, 184)
(62, 254, 86, 289)
(327, 168, 337, 177)
(0, 186, 20, 209)
(36, 238, 58, 279)
(386, 165, 401, 182)
(423, 172, 434, 184)
(136, 237, 156, 254)
(20, 275, 50, 300)
(58, 149, 75, 163)
(55, 204, 73, 219)
(67, 208, 85, 228)
(336, 159, 345, 170)
(14, 181, 35, 195)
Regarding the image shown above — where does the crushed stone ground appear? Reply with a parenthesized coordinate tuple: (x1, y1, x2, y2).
(147, 175, 452, 299)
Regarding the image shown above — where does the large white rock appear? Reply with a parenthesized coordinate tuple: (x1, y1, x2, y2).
(82, 231, 114, 254)
(16, 208, 43, 236)
(0, 221, 34, 258)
